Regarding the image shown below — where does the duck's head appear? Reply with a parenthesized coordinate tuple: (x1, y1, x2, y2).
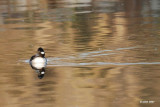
(38, 47, 45, 57)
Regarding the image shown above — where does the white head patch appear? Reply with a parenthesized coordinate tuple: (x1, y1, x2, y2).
(41, 72, 45, 74)
(41, 52, 45, 54)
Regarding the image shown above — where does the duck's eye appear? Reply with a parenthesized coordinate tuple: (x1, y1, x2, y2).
(41, 52, 45, 54)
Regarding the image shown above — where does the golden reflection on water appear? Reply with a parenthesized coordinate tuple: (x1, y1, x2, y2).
(0, 0, 160, 107)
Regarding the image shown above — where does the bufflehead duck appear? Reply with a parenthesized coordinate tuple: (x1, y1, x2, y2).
(30, 47, 47, 72)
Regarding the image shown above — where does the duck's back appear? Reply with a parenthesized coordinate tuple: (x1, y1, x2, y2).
(31, 57, 47, 69)
(32, 57, 46, 63)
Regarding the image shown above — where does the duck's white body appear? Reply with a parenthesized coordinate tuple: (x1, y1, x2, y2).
(31, 57, 47, 69)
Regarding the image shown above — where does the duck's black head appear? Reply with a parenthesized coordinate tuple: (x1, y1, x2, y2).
(37, 47, 45, 57)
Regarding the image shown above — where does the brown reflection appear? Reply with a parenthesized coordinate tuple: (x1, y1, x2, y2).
(0, 0, 160, 107)
(123, 0, 143, 17)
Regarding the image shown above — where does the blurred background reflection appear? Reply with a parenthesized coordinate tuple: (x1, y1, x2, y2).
(0, 0, 160, 107)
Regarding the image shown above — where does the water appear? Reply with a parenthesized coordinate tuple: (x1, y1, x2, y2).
(0, 0, 160, 107)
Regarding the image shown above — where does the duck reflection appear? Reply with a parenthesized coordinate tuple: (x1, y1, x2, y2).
(35, 67, 46, 79)
(29, 47, 47, 79)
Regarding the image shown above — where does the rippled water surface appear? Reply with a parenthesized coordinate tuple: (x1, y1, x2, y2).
(0, 0, 160, 107)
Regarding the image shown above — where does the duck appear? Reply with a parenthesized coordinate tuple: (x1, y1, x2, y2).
(29, 47, 47, 70)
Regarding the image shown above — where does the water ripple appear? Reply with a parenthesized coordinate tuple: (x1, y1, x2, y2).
(21, 46, 160, 67)
(47, 61, 160, 66)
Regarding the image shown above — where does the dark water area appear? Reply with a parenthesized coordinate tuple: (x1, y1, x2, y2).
(0, 0, 160, 107)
